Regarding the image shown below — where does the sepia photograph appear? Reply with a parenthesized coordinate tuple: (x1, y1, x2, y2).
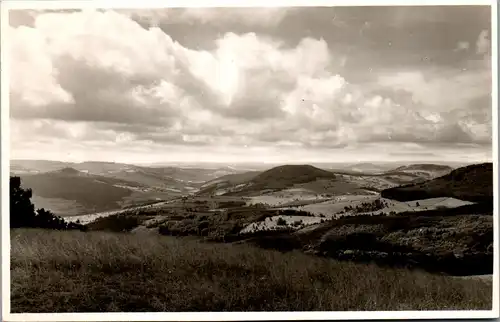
(2, 0, 498, 320)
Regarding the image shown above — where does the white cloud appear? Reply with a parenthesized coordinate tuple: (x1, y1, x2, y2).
(9, 25, 73, 107)
(8, 9, 492, 163)
(377, 69, 491, 112)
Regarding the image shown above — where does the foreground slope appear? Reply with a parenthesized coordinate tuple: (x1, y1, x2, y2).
(11, 229, 492, 312)
(381, 163, 493, 202)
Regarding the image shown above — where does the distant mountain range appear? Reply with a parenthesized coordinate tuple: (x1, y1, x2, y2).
(10, 159, 491, 217)
(10, 160, 246, 216)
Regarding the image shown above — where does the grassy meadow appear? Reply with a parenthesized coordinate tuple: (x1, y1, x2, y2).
(11, 229, 492, 312)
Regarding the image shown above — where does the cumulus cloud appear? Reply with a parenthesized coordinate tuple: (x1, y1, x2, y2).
(377, 69, 491, 111)
(8, 8, 492, 163)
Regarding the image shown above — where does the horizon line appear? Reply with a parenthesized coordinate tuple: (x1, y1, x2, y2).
(9, 157, 487, 165)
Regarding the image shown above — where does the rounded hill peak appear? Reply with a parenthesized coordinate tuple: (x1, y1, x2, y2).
(53, 167, 81, 175)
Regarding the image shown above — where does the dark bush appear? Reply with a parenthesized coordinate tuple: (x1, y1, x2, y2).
(198, 220, 210, 230)
(276, 217, 287, 226)
(86, 215, 141, 232)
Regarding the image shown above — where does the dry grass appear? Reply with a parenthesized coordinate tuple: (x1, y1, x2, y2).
(10, 229, 492, 312)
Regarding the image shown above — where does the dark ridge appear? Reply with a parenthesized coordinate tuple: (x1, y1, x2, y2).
(381, 163, 493, 203)
(249, 164, 335, 189)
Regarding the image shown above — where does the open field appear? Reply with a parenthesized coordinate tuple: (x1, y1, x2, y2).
(11, 229, 492, 312)
(289, 196, 474, 217)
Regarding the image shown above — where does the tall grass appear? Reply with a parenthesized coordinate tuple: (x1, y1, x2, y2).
(11, 229, 492, 312)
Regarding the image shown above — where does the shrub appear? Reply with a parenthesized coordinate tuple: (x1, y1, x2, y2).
(86, 215, 141, 232)
(276, 217, 287, 226)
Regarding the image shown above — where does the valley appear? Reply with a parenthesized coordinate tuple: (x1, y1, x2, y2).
(12, 160, 489, 277)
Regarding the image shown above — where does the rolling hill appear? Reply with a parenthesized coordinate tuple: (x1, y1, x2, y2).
(381, 163, 493, 203)
(198, 163, 453, 197)
(217, 165, 337, 196)
(251, 164, 336, 189)
(12, 160, 254, 215)
(384, 164, 454, 180)
(18, 168, 142, 215)
(10, 160, 71, 174)
(11, 160, 242, 192)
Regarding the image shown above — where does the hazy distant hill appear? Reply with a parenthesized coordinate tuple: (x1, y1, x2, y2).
(381, 163, 493, 203)
(11, 160, 243, 192)
(71, 161, 135, 175)
(10, 160, 71, 174)
(390, 164, 453, 172)
(339, 162, 392, 173)
(382, 163, 454, 182)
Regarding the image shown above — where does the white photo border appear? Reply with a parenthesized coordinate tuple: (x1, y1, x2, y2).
(1, 0, 498, 320)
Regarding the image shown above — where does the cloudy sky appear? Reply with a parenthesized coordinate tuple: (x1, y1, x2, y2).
(8, 5, 493, 164)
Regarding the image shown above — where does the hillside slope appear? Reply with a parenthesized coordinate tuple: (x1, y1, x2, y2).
(198, 171, 262, 195)
(381, 163, 492, 203)
(11, 229, 492, 312)
(19, 168, 138, 213)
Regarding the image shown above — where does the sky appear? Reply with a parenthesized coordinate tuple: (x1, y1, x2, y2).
(7, 5, 494, 164)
